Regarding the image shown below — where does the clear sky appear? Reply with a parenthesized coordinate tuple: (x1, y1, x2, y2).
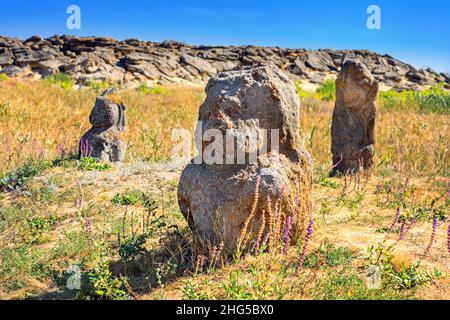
(0, 0, 448, 72)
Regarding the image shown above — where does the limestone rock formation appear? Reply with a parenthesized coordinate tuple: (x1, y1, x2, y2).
(79, 89, 127, 162)
(0, 35, 447, 90)
(331, 60, 379, 175)
(178, 62, 313, 253)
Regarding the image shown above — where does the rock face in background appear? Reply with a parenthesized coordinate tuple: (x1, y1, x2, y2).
(0, 35, 448, 90)
(178, 62, 313, 253)
(79, 89, 127, 162)
(331, 60, 378, 175)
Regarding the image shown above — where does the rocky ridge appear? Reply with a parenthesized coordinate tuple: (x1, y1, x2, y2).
(0, 35, 448, 90)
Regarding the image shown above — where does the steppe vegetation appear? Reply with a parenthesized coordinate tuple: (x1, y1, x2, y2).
(0, 75, 448, 300)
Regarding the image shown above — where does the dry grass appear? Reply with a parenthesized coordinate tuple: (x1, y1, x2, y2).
(300, 99, 448, 177)
(0, 79, 448, 177)
(0, 79, 448, 300)
(0, 80, 202, 175)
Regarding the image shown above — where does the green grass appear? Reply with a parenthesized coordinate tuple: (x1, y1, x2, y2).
(379, 83, 449, 114)
(366, 241, 441, 291)
(336, 192, 365, 210)
(304, 241, 415, 300)
(316, 79, 336, 101)
(87, 80, 111, 91)
(43, 74, 75, 91)
(0, 160, 53, 192)
(111, 190, 159, 211)
(311, 265, 412, 300)
(19, 215, 59, 244)
(0, 245, 49, 285)
(0, 81, 447, 300)
(136, 84, 167, 95)
(222, 266, 291, 300)
(0, 74, 8, 81)
(303, 240, 354, 269)
(112, 191, 144, 206)
(78, 157, 111, 171)
(298, 79, 449, 115)
(83, 259, 130, 300)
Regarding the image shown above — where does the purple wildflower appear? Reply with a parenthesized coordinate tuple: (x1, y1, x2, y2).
(74, 198, 82, 209)
(399, 222, 405, 238)
(283, 215, 293, 255)
(261, 232, 270, 253)
(83, 218, 92, 232)
(422, 216, 438, 258)
(273, 186, 285, 219)
(447, 224, 450, 256)
(331, 154, 343, 170)
(390, 207, 401, 231)
(404, 177, 410, 190)
(80, 138, 91, 158)
(399, 219, 416, 241)
(297, 218, 314, 271)
(253, 233, 263, 255)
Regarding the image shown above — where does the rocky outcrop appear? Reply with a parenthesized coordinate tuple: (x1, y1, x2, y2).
(331, 60, 378, 175)
(79, 89, 127, 162)
(177, 62, 313, 253)
(0, 35, 448, 90)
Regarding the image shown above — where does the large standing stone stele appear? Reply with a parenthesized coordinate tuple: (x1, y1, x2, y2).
(178, 62, 313, 253)
(79, 89, 127, 162)
(331, 60, 379, 175)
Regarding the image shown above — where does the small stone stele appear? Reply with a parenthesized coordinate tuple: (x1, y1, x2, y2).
(331, 60, 379, 175)
(79, 89, 127, 162)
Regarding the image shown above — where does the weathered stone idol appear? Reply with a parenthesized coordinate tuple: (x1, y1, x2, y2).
(331, 60, 379, 175)
(79, 89, 127, 162)
(178, 62, 313, 253)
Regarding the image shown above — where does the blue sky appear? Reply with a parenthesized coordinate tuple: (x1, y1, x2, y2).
(0, 0, 448, 72)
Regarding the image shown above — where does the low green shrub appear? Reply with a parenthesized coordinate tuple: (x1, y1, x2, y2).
(43, 74, 75, 91)
(378, 83, 449, 114)
(316, 79, 336, 101)
(0, 160, 53, 192)
(137, 84, 167, 95)
(78, 157, 110, 171)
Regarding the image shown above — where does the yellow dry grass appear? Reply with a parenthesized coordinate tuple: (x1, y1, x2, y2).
(0, 79, 448, 177)
(0, 79, 448, 300)
(0, 80, 203, 174)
